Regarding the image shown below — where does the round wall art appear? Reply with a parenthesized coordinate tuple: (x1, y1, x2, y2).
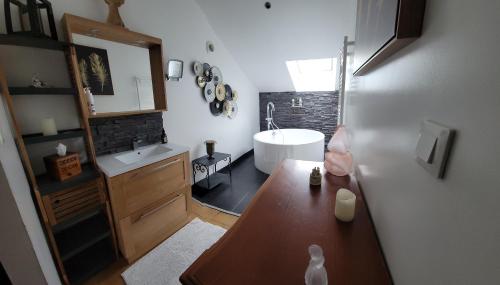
(193, 61, 238, 119)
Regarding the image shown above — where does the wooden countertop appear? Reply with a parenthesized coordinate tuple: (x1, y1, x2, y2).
(180, 159, 392, 285)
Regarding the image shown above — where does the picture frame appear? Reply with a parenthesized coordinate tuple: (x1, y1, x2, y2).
(74, 44, 115, 95)
(353, 0, 426, 76)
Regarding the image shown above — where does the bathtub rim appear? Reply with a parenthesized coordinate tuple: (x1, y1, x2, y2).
(253, 129, 325, 146)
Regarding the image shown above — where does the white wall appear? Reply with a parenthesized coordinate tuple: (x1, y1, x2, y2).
(0, 96, 58, 284)
(0, 162, 47, 285)
(0, 0, 258, 282)
(196, 0, 357, 92)
(345, 0, 500, 284)
(1, 0, 259, 161)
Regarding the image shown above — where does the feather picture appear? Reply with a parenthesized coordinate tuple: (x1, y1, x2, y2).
(78, 58, 89, 87)
(89, 53, 109, 92)
(75, 45, 114, 95)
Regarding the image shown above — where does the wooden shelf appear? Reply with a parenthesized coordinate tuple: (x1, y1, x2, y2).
(64, 238, 115, 284)
(55, 211, 111, 261)
(9, 87, 76, 96)
(36, 164, 100, 196)
(0, 34, 68, 51)
(22, 128, 85, 145)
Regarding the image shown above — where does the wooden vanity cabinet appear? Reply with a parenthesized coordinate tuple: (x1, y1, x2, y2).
(106, 152, 192, 263)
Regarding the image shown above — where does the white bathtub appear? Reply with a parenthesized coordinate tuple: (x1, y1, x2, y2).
(253, 129, 325, 174)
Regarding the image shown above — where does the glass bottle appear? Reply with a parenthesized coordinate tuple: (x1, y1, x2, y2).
(305, 244, 328, 285)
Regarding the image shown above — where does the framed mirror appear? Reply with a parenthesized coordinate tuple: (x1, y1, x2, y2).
(63, 14, 167, 118)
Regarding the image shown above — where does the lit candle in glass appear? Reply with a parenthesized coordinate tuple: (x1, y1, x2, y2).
(41, 118, 58, 136)
(335, 188, 356, 222)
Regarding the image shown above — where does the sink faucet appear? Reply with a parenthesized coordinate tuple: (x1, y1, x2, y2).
(132, 137, 143, 150)
(266, 102, 275, 131)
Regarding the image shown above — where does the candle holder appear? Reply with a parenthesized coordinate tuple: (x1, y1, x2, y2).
(205, 140, 216, 159)
(334, 188, 356, 222)
(41, 118, 57, 136)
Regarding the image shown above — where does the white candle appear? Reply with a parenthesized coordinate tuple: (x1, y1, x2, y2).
(335, 188, 356, 222)
(41, 118, 58, 136)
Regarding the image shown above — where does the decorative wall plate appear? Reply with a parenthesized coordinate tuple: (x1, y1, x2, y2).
(204, 69, 213, 82)
(231, 89, 238, 101)
(223, 100, 233, 117)
(193, 61, 203, 76)
(197, 76, 206, 88)
(209, 100, 224, 116)
(224, 84, 232, 100)
(203, 63, 211, 74)
(228, 101, 238, 119)
(215, 83, 226, 101)
(210, 66, 223, 85)
(204, 81, 216, 102)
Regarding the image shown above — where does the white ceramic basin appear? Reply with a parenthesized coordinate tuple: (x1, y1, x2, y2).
(115, 144, 173, 165)
(97, 143, 190, 177)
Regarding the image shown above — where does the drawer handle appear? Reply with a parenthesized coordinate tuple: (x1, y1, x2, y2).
(138, 194, 183, 221)
(131, 158, 182, 180)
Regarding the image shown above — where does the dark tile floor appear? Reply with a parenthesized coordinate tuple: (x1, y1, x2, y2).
(192, 152, 269, 215)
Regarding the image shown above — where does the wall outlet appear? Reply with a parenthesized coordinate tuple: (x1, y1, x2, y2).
(0, 131, 4, 144)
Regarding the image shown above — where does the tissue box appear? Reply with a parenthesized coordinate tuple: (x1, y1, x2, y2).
(43, 152, 82, 181)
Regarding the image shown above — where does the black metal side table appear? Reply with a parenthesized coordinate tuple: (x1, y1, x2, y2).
(192, 152, 232, 190)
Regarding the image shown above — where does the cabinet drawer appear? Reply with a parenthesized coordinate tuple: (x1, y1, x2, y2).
(109, 154, 188, 219)
(119, 193, 188, 262)
(42, 179, 106, 226)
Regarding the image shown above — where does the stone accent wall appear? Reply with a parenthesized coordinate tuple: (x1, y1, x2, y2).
(259, 91, 339, 146)
(90, 112, 163, 156)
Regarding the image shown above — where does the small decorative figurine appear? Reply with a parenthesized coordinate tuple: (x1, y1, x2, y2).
(105, 0, 126, 27)
(310, 167, 322, 186)
(31, 74, 48, 88)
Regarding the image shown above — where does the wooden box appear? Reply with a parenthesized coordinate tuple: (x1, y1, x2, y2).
(44, 152, 82, 181)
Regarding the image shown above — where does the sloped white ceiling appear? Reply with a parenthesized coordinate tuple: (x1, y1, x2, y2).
(195, 0, 357, 92)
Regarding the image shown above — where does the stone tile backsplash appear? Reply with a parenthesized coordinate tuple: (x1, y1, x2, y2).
(89, 112, 163, 156)
(259, 91, 339, 146)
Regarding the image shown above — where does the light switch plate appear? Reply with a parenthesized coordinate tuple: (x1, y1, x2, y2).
(415, 120, 455, 178)
(0, 130, 4, 144)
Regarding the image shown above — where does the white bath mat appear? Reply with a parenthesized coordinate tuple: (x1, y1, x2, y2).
(121, 218, 226, 285)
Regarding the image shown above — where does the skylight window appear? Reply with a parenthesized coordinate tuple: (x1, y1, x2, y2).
(286, 58, 337, 92)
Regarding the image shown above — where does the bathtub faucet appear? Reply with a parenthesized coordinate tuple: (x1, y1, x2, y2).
(266, 102, 276, 131)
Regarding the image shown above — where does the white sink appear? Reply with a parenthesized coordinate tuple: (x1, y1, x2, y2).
(115, 144, 173, 165)
(97, 143, 189, 177)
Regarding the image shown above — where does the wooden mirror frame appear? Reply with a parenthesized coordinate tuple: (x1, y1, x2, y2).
(62, 13, 167, 118)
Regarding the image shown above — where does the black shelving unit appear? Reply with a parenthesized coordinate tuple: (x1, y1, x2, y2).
(36, 164, 100, 195)
(1, 32, 116, 284)
(22, 128, 85, 145)
(64, 238, 115, 284)
(53, 207, 102, 234)
(9, 86, 76, 96)
(0, 34, 68, 50)
(55, 210, 111, 261)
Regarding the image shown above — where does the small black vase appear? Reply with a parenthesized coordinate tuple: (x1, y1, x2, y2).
(205, 140, 216, 159)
